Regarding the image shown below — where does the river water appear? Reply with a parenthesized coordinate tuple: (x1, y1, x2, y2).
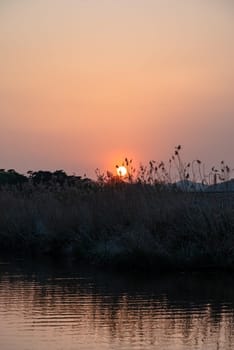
(0, 259, 234, 350)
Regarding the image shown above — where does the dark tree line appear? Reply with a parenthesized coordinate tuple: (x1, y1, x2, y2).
(0, 169, 91, 187)
(0, 169, 27, 186)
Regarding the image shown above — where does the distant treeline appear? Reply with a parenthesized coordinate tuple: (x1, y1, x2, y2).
(1, 145, 233, 191)
(0, 169, 91, 187)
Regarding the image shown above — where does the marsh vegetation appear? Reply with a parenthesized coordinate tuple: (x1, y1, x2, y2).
(0, 146, 234, 270)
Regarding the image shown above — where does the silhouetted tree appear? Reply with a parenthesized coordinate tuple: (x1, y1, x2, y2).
(0, 169, 27, 186)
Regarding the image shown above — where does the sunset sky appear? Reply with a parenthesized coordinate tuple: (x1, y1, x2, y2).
(0, 0, 233, 177)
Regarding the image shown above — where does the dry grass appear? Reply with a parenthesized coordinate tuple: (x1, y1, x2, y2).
(1, 181, 234, 270)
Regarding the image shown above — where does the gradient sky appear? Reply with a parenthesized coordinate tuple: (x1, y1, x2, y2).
(0, 0, 233, 177)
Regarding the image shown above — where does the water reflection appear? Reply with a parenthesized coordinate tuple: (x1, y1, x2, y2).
(0, 260, 234, 349)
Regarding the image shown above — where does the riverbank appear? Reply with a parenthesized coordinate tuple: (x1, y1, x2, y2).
(1, 183, 234, 270)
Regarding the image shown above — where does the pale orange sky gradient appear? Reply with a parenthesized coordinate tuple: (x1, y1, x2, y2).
(0, 0, 233, 177)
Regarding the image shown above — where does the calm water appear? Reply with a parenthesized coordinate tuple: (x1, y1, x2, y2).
(0, 259, 234, 350)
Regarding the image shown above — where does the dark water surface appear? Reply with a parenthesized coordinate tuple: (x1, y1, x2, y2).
(0, 259, 234, 350)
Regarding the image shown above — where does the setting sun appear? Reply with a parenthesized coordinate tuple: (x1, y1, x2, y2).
(116, 166, 127, 177)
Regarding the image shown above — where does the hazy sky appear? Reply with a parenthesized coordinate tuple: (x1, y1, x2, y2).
(0, 0, 233, 176)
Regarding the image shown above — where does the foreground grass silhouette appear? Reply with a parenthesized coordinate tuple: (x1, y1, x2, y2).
(1, 181, 234, 270)
(1, 146, 234, 270)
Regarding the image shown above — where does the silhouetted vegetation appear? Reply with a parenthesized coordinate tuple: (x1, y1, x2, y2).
(0, 146, 234, 270)
(0, 169, 27, 187)
(0, 168, 93, 189)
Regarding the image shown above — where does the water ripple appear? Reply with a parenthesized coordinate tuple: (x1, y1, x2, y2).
(0, 262, 234, 349)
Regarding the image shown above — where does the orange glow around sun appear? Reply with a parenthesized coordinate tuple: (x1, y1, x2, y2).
(116, 166, 127, 177)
